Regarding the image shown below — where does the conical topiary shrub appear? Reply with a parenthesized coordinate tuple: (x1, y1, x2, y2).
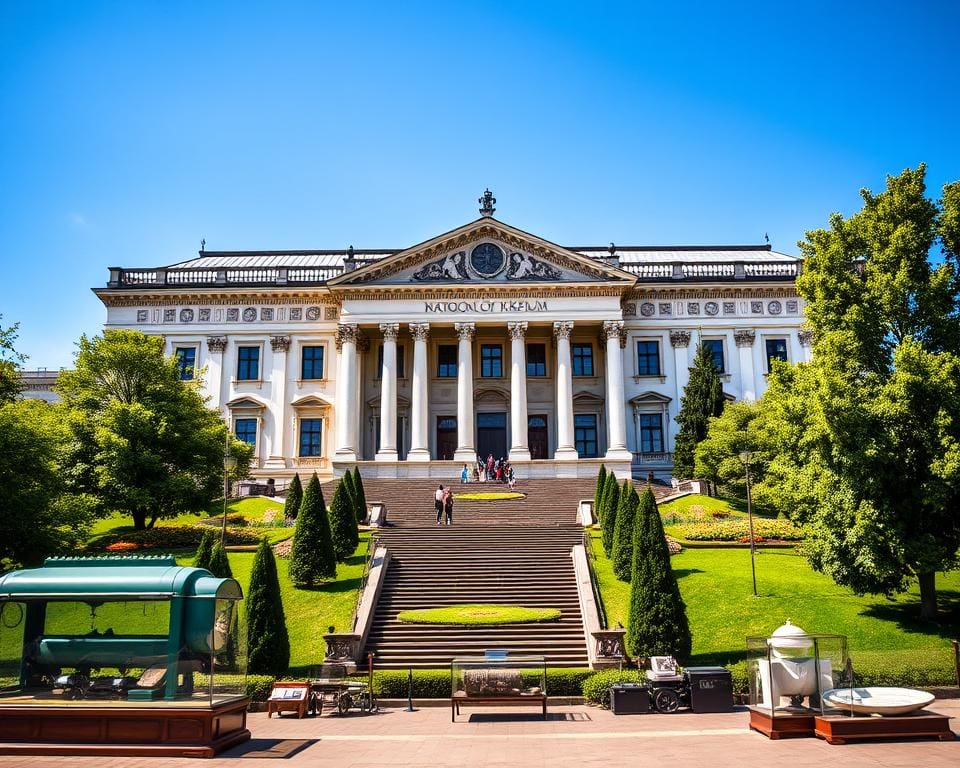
(246, 539, 290, 676)
(193, 528, 216, 570)
(611, 482, 639, 581)
(328, 479, 358, 562)
(626, 487, 692, 659)
(284, 473, 303, 520)
(352, 466, 368, 526)
(593, 464, 607, 525)
(208, 539, 233, 579)
(288, 472, 336, 585)
(600, 473, 620, 557)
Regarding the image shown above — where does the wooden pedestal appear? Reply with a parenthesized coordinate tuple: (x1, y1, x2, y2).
(0, 697, 251, 758)
(814, 711, 955, 745)
(748, 707, 815, 739)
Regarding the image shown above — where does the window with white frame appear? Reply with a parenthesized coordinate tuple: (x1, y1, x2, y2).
(702, 339, 725, 373)
(237, 346, 260, 381)
(636, 340, 661, 376)
(174, 346, 197, 380)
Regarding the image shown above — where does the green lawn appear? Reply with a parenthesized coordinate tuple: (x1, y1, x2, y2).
(589, 531, 960, 672)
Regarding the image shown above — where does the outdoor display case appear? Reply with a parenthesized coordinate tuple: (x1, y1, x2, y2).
(450, 655, 547, 721)
(0, 555, 250, 757)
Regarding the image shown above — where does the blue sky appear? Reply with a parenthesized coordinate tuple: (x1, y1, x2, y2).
(1, 1, 957, 368)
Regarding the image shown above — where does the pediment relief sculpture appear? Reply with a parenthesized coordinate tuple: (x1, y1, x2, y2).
(410, 245, 564, 283)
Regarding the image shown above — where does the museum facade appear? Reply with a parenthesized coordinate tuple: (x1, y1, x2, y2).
(95, 194, 807, 480)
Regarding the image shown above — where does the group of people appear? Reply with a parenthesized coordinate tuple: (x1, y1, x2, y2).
(460, 453, 516, 488)
(434, 484, 454, 525)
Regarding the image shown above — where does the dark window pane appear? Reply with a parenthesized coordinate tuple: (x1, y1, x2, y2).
(437, 345, 457, 377)
(703, 340, 725, 373)
(574, 413, 598, 457)
(234, 418, 257, 447)
(572, 343, 593, 376)
(638, 413, 664, 453)
(301, 346, 324, 379)
(237, 346, 260, 381)
(437, 416, 457, 430)
(480, 344, 502, 377)
(175, 347, 196, 380)
(526, 343, 546, 377)
(299, 418, 322, 457)
(477, 412, 506, 428)
(636, 341, 660, 376)
(765, 339, 788, 372)
(528, 415, 547, 428)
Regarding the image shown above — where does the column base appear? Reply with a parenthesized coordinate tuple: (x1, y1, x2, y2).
(453, 448, 477, 463)
(553, 447, 579, 461)
(604, 447, 633, 462)
(262, 457, 287, 470)
(375, 449, 399, 462)
(333, 449, 357, 462)
(508, 447, 532, 462)
(405, 449, 432, 462)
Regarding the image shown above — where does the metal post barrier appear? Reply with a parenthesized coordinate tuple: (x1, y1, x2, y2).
(405, 668, 415, 712)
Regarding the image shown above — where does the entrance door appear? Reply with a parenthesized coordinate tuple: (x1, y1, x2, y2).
(436, 416, 457, 460)
(528, 414, 548, 459)
(476, 412, 507, 460)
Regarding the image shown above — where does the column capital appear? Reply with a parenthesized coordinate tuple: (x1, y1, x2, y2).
(409, 322, 430, 341)
(455, 322, 476, 341)
(336, 323, 359, 350)
(669, 329, 692, 348)
(798, 328, 814, 347)
(553, 321, 574, 340)
(507, 321, 528, 340)
(602, 320, 627, 348)
(270, 335, 291, 353)
(206, 336, 228, 353)
(733, 329, 756, 347)
(379, 323, 400, 341)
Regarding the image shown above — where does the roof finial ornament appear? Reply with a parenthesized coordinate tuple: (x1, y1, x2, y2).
(200, 238, 205, 253)
(478, 188, 496, 217)
(764, 232, 770, 244)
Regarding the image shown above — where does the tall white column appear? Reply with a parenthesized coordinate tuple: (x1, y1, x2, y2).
(376, 323, 399, 461)
(669, 329, 692, 451)
(205, 336, 228, 411)
(602, 320, 632, 461)
(334, 324, 359, 461)
(553, 321, 578, 460)
(734, 329, 757, 402)
(264, 335, 290, 469)
(453, 322, 476, 463)
(407, 323, 431, 461)
(508, 322, 531, 462)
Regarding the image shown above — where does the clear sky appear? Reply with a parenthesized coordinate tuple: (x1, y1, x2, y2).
(1, 1, 957, 369)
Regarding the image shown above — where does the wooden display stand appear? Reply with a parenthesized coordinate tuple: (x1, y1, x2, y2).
(748, 707, 816, 739)
(814, 711, 955, 744)
(267, 682, 311, 719)
(0, 698, 251, 758)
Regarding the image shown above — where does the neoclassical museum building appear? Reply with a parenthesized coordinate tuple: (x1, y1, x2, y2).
(95, 192, 808, 481)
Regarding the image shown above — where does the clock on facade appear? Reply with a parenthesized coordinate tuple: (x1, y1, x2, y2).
(470, 242, 505, 277)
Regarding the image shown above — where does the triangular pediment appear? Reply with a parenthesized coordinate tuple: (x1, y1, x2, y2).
(226, 396, 267, 410)
(328, 217, 637, 289)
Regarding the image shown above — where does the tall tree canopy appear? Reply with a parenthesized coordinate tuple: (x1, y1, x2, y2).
(56, 330, 251, 530)
(673, 340, 726, 479)
(764, 165, 960, 620)
(0, 316, 25, 404)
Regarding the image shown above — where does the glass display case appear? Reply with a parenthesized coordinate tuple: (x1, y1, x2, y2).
(450, 655, 547, 721)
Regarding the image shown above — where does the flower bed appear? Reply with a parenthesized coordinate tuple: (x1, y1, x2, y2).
(88, 525, 263, 551)
(397, 604, 561, 625)
(672, 518, 804, 542)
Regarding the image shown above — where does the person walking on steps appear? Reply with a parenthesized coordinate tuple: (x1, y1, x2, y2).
(444, 488, 454, 526)
(435, 484, 445, 525)
(461, 464, 469, 484)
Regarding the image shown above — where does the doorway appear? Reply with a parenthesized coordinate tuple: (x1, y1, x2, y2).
(476, 412, 507, 460)
(528, 414, 548, 459)
(436, 416, 457, 460)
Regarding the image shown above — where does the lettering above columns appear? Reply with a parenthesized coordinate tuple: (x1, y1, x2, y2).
(798, 328, 814, 346)
(601, 320, 627, 348)
(270, 335, 291, 353)
(455, 322, 476, 341)
(335, 323, 359, 350)
(553, 321, 574, 340)
(425, 300, 548, 313)
(734, 329, 756, 347)
(507, 321, 528, 339)
(669, 329, 691, 348)
(379, 323, 400, 340)
(409, 322, 430, 341)
(206, 336, 228, 353)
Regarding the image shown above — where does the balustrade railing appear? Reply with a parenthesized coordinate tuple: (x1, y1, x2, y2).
(632, 451, 673, 464)
(111, 264, 345, 288)
(582, 531, 608, 630)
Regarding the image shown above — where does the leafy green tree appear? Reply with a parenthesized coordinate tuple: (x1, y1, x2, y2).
(593, 464, 607, 525)
(328, 480, 358, 562)
(762, 166, 960, 620)
(0, 316, 25, 405)
(611, 483, 640, 581)
(352, 467, 368, 525)
(694, 401, 775, 504)
(288, 473, 336, 585)
(673, 340, 726, 479)
(626, 487, 692, 658)
(208, 540, 233, 579)
(283, 473, 303, 520)
(600, 473, 620, 557)
(56, 330, 252, 530)
(246, 539, 290, 676)
(192, 529, 216, 570)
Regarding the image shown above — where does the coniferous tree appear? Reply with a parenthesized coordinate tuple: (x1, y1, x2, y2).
(600, 473, 619, 557)
(352, 467, 368, 526)
(246, 539, 290, 676)
(328, 480, 358, 562)
(626, 487, 692, 659)
(593, 464, 607, 525)
(288, 473, 336, 585)
(611, 483, 640, 581)
(284, 473, 303, 521)
(207, 539, 233, 578)
(673, 340, 726, 479)
(193, 529, 216, 570)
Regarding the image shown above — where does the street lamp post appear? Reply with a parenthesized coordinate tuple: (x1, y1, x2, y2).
(222, 435, 237, 545)
(739, 450, 758, 597)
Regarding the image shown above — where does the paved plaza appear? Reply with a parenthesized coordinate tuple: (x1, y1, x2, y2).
(0, 701, 956, 768)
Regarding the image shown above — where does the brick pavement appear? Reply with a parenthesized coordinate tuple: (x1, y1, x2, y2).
(0, 701, 956, 768)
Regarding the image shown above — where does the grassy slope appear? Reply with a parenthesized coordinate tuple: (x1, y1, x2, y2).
(589, 530, 960, 669)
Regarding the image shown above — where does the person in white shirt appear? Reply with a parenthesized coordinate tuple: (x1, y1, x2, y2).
(435, 485, 445, 525)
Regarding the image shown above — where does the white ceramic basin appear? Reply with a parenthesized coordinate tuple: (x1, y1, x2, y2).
(822, 687, 935, 716)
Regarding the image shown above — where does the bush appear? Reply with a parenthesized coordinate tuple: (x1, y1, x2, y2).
(289, 473, 336, 585)
(600, 473, 620, 557)
(352, 467, 368, 524)
(593, 465, 607, 525)
(88, 525, 261, 551)
(611, 483, 639, 581)
(328, 480, 358, 563)
(284, 473, 303, 521)
(192, 529, 216, 569)
(673, 518, 804, 541)
(582, 669, 645, 705)
(208, 540, 233, 578)
(245, 674, 277, 701)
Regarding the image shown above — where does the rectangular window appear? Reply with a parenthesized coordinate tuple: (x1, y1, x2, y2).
(437, 344, 457, 378)
(636, 340, 660, 376)
(234, 418, 257, 447)
(299, 418, 322, 457)
(572, 343, 594, 376)
(703, 339, 725, 373)
(301, 346, 324, 380)
(480, 344, 502, 377)
(174, 347, 196, 380)
(377, 344, 405, 378)
(526, 343, 547, 377)
(765, 338, 789, 372)
(639, 414, 664, 453)
(574, 414, 598, 458)
(237, 346, 260, 381)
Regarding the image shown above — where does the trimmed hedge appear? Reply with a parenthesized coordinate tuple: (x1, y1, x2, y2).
(672, 518, 803, 542)
(88, 525, 262, 551)
(582, 669, 646, 705)
(371, 668, 593, 698)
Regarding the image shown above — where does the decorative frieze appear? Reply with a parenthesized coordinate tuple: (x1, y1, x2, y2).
(553, 321, 574, 340)
(639, 301, 655, 317)
(206, 336, 228, 353)
(270, 335, 291, 353)
(669, 330, 691, 348)
(734, 329, 756, 347)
